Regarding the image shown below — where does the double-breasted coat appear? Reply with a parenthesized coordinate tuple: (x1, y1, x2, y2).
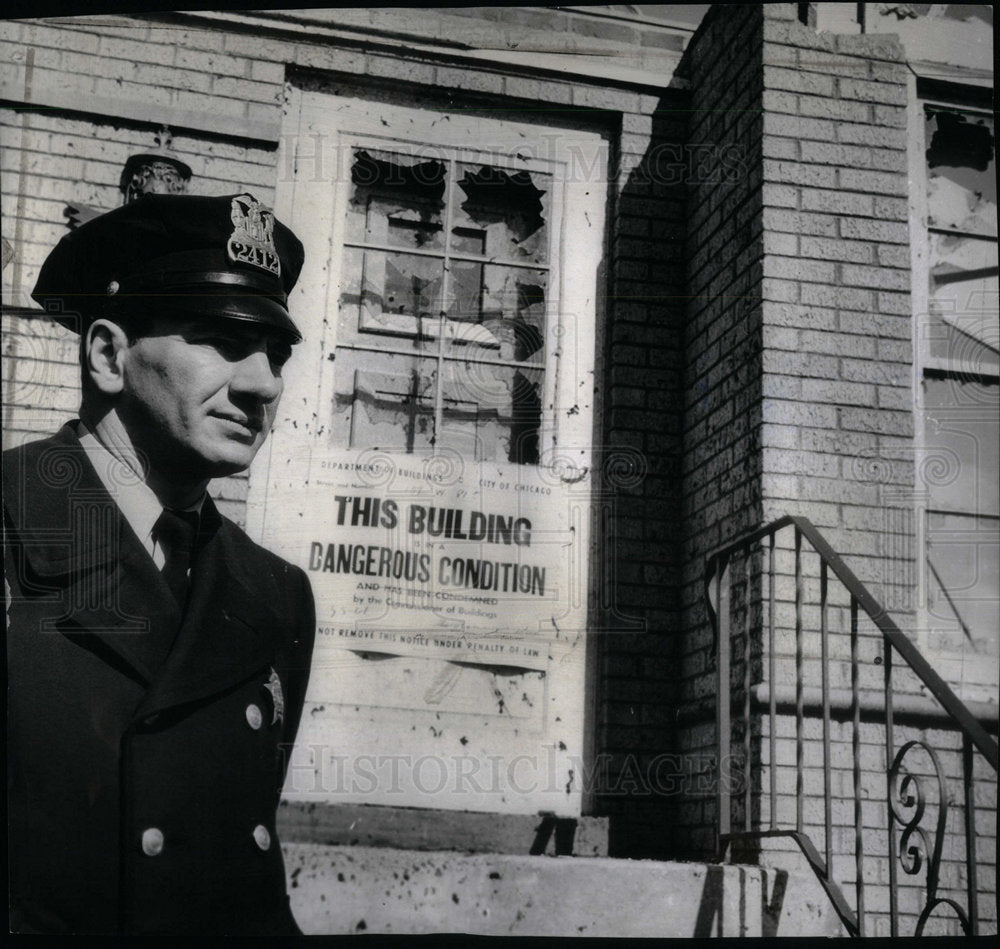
(4, 424, 316, 934)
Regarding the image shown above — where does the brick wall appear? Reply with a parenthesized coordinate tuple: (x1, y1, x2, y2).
(753, 10, 994, 935)
(674, 1, 768, 858)
(756, 7, 916, 607)
(592, 101, 688, 857)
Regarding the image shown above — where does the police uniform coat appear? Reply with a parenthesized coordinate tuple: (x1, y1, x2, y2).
(5, 424, 316, 934)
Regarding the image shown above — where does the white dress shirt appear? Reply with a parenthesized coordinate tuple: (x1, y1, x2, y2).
(75, 421, 205, 570)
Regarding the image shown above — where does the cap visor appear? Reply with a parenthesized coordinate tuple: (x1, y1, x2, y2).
(149, 292, 302, 343)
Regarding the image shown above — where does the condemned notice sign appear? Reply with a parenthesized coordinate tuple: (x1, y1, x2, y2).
(259, 447, 580, 675)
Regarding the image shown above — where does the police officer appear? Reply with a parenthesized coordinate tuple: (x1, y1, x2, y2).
(4, 193, 316, 934)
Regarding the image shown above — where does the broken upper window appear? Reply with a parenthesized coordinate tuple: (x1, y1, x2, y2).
(924, 108, 998, 371)
(335, 147, 553, 465)
(918, 102, 999, 664)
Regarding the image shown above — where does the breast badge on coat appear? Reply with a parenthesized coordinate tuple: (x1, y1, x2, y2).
(263, 667, 284, 726)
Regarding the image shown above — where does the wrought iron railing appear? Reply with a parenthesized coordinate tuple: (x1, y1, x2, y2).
(707, 515, 998, 937)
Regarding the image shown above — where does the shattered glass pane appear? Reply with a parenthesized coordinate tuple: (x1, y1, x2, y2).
(382, 253, 444, 316)
(449, 260, 484, 322)
(925, 109, 996, 237)
(341, 245, 444, 345)
(329, 351, 542, 465)
(452, 162, 551, 265)
(439, 361, 543, 464)
(922, 376, 1000, 515)
(927, 232, 999, 369)
(346, 148, 445, 250)
(445, 262, 547, 364)
(480, 265, 547, 364)
(331, 350, 438, 452)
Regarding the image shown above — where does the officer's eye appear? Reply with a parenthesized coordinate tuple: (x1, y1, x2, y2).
(268, 343, 292, 368)
(198, 335, 236, 351)
(197, 335, 248, 360)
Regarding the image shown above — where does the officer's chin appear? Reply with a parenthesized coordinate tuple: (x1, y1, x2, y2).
(161, 440, 259, 483)
(201, 443, 262, 478)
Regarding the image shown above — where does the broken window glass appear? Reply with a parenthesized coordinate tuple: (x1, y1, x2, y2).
(452, 163, 550, 265)
(439, 360, 543, 465)
(346, 148, 445, 249)
(925, 109, 996, 237)
(448, 262, 547, 364)
(331, 351, 438, 453)
(923, 108, 999, 372)
(331, 350, 543, 464)
(927, 232, 999, 370)
(922, 376, 999, 516)
(336, 146, 553, 465)
(919, 101, 1000, 667)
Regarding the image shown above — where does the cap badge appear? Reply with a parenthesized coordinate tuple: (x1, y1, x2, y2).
(264, 667, 285, 726)
(227, 194, 281, 277)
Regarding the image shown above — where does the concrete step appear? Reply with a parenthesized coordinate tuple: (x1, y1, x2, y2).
(283, 843, 848, 937)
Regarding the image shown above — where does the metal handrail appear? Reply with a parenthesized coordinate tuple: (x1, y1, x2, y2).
(706, 515, 998, 768)
(708, 515, 998, 938)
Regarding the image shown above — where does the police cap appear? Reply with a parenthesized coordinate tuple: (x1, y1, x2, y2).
(31, 192, 305, 343)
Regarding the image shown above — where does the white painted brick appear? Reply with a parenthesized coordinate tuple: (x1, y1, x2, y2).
(838, 168, 907, 197)
(99, 35, 173, 65)
(762, 232, 798, 256)
(504, 75, 573, 105)
(800, 189, 873, 216)
(799, 236, 872, 263)
(22, 24, 101, 55)
(174, 47, 246, 77)
(173, 89, 246, 120)
(213, 74, 280, 103)
(251, 59, 285, 84)
(150, 26, 225, 52)
(800, 378, 874, 406)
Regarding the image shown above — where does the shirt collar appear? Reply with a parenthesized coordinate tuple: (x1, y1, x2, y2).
(75, 421, 206, 551)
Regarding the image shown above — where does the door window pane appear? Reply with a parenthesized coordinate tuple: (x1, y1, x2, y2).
(451, 163, 550, 265)
(345, 148, 445, 250)
(332, 350, 438, 452)
(439, 361, 542, 464)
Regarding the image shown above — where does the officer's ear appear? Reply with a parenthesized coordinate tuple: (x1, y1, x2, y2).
(84, 318, 132, 396)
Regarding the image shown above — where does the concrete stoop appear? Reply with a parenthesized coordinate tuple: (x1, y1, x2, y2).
(283, 843, 848, 937)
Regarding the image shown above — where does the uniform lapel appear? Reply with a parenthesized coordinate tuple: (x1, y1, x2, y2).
(135, 498, 280, 718)
(5, 425, 182, 684)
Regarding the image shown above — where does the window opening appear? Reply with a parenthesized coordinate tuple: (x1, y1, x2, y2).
(918, 102, 998, 661)
(335, 146, 553, 465)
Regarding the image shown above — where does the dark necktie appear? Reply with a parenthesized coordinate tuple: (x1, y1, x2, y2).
(153, 508, 200, 608)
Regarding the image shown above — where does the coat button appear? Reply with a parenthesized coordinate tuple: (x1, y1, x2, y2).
(253, 824, 271, 851)
(141, 827, 164, 856)
(245, 703, 263, 730)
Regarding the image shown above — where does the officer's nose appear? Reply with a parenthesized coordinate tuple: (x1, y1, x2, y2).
(231, 348, 283, 403)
